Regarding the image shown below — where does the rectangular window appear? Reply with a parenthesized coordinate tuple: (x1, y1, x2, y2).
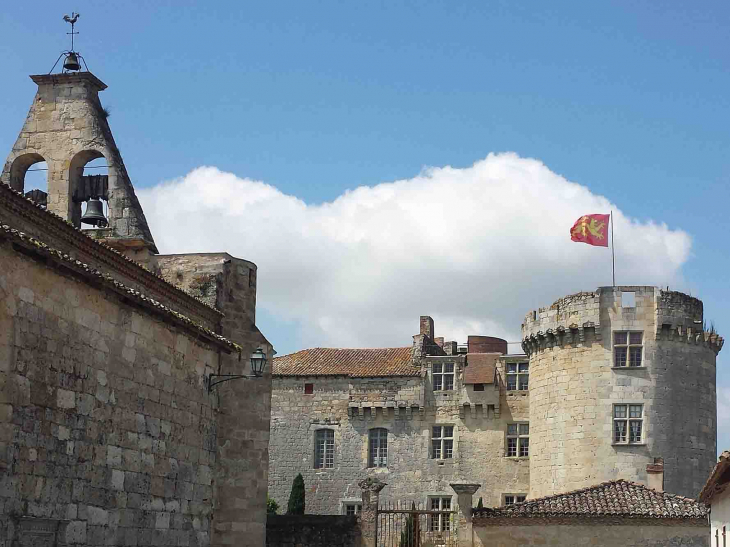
(613, 404, 643, 444)
(428, 497, 452, 532)
(431, 425, 454, 459)
(314, 429, 334, 468)
(368, 428, 388, 468)
(473, 383, 485, 392)
(506, 423, 529, 457)
(432, 363, 455, 391)
(506, 362, 529, 390)
(304, 383, 314, 394)
(614, 331, 643, 367)
(504, 494, 527, 506)
(344, 503, 361, 516)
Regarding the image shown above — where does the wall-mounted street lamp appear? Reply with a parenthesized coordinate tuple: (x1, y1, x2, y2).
(208, 348, 267, 392)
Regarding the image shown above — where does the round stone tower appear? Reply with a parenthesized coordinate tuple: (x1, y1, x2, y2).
(522, 286, 723, 499)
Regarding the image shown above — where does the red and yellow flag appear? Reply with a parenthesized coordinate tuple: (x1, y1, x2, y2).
(570, 214, 609, 247)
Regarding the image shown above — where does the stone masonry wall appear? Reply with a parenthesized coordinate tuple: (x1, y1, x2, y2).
(523, 286, 720, 499)
(474, 520, 708, 547)
(157, 253, 273, 547)
(265, 515, 361, 547)
(0, 242, 223, 547)
(268, 361, 529, 514)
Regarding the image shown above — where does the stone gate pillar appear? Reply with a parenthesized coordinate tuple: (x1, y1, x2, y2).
(450, 483, 480, 547)
(359, 477, 386, 547)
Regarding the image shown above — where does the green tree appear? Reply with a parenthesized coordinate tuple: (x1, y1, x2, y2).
(287, 473, 305, 515)
(476, 497, 483, 509)
(399, 502, 418, 547)
(267, 496, 279, 515)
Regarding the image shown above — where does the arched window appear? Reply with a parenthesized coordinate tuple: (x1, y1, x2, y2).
(368, 428, 388, 468)
(70, 150, 110, 229)
(8, 153, 47, 198)
(314, 429, 334, 469)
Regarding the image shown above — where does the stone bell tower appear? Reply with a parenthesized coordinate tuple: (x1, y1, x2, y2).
(1, 68, 158, 263)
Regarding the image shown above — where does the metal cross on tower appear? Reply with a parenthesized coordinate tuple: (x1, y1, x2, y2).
(63, 12, 80, 52)
(49, 12, 88, 73)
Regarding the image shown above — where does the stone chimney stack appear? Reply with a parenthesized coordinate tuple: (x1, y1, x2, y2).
(646, 457, 664, 492)
(420, 316, 434, 340)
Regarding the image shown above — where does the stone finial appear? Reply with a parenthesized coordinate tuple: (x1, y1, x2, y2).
(358, 477, 387, 493)
(450, 483, 481, 496)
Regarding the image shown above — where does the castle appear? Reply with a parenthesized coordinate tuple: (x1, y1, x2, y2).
(268, 286, 723, 514)
(0, 62, 272, 544)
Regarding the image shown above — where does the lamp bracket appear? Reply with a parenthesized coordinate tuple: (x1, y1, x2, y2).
(208, 373, 260, 392)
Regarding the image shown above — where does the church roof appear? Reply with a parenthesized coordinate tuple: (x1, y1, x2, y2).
(273, 347, 418, 377)
(473, 480, 708, 520)
(699, 450, 730, 503)
(463, 353, 499, 384)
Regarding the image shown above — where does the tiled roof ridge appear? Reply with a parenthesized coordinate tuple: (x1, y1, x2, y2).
(273, 346, 418, 377)
(473, 479, 708, 520)
(699, 449, 730, 503)
(0, 182, 222, 317)
(277, 346, 410, 356)
(0, 221, 240, 353)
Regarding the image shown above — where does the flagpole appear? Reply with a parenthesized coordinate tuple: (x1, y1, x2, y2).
(611, 210, 616, 287)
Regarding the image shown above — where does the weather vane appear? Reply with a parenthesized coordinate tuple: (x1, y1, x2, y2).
(49, 12, 88, 74)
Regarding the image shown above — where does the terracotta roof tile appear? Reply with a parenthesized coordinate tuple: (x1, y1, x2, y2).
(699, 450, 730, 503)
(463, 353, 499, 384)
(473, 480, 708, 520)
(273, 347, 417, 377)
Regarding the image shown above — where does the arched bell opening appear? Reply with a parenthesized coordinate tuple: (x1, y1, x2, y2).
(70, 149, 110, 229)
(9, 153, 49, 206)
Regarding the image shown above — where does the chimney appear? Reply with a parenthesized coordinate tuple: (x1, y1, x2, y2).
(420, 316, 434, 340)
(443, 341, 457, 356)
(467, 336, 508, 354)
(646, 457, 664, 492)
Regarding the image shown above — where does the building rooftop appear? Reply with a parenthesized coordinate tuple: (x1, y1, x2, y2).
(473, 480, 708, 520)
(272, 347, 418, 377)
(699, 450, 730, 503)
(463, 353, 499, 384)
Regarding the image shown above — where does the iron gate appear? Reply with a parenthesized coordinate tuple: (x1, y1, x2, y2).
(377, 500, 457, 547)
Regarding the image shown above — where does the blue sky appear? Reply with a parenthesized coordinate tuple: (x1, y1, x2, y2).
(1, 2, 728, 452)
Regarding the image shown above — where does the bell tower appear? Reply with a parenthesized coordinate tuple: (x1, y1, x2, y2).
(0, 13, 158, 262)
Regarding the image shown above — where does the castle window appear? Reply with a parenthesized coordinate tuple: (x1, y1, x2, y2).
(613, 404, 643, 444)
(428, 497, 452, 532)
(503, 494, 527, 506)
(431, 425, 454, 459)
(473, 383, 485, 392)
(343, 502, 361, 516)
(314, 429, 334, 469)
(506, 362, 529, 390)
(304, 383, 314, 394)
(614, 331, 643, 367)
(506, 423, 529, 457)
(368, 428, 388, 468)
(433, 363, 454, 391)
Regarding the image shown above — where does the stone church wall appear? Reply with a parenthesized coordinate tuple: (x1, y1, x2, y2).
(0, 240, 228, 546)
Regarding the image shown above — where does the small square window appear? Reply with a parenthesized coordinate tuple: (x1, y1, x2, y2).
(506, 362, 529, 391)
(613, 403, 643, 444)
(621, 292, 636, 308)
(614, 331, 643, 367)
(344, 503, 361, 516)
(506, 423, 529, 458)
(473, 383, 485, 392)
(433, 362, 455, 392)
(304, 383, 314, 394)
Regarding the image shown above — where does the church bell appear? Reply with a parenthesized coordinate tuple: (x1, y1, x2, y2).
(80, 199, 108, 227)
(63, 52, 81, 72)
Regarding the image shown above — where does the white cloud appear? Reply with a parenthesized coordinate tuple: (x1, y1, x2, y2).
(138, 152, 692, 351)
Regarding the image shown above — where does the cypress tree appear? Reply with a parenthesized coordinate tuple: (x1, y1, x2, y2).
(477, 497, 483, 509)
(287, 473, 305, 515)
